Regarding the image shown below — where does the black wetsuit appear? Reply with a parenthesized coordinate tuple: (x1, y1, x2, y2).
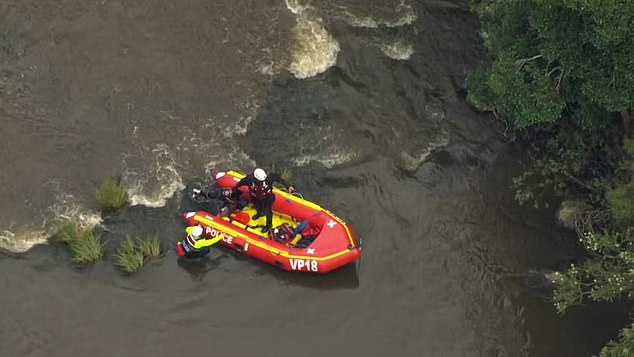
(232, 173, 291, 231)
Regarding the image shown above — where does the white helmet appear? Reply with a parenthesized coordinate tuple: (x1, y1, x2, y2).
(190, 226, 203, 237)
(254, 168, 267, 182)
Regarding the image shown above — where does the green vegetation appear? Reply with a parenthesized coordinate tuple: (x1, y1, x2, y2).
(467, 0, 632, 208)
(538, 138, 634, 346)
(114, 236, 145, 274)
(52, 219, 162, 273)
(269, 164, 294, 191)
(114, 235, 163, 274)
(467, 0, 634, 353)
(606, 140, 634, 230)
(138, 234, 162, 259)
(551, 140, 634, 314)
(468, 1, 633, 132)
(96, 177, 129, 213)
(607, 182, 634, 229)
(69, 231, 103, 265)
(601, 324, 634, 357)
(53, 219, 81, 244)
(53, 219, 103, 266)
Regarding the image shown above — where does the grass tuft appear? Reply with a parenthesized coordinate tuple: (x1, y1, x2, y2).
(53, 219, 81, 244)
(269, 164, 294, 190)
(114, 236, 145, 274)
(114, 234, 163, 274)
(96, 178, 128, 213)
(69, 231, 103, 266)
(53, 219, 103, 266)
(138, 234, 162, 259)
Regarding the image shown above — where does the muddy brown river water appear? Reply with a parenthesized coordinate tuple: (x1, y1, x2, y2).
(0, 1, 628, 356)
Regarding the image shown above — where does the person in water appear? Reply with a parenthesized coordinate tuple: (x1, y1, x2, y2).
(180, 225, 224, 258)
(231, 168, 295, 233)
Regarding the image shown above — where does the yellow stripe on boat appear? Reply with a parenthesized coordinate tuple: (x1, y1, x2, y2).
(193, 214, 351, 261)
(225, 170, 356, 248)
(227, 170, 322, 211)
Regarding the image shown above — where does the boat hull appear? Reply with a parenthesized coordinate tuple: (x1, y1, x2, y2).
(178, 171, 361, 274)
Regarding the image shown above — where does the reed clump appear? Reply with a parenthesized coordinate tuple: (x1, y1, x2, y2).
(53, 219, 103, 266)
(96, 177, 128, 213)
(269, 164, 294, 191)
(114, 234, 163, 274)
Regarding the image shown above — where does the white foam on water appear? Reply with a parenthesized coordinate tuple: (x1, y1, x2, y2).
(255, 55, 288, 77)
(48, 193, 103, 230)
(285, 0, 312, 15)
(344, 15, 379, 28)
(288, 18, 340, 79)
(380, 39, 414, 60)
(223, 114, 255, 137)
(0, 193, 103, 253)
(399, 132, 450, 172)
(344, 0, 417, 28)
(286, 0, 340, 79)
(204, 148, 256, 177)
(256, 60, 278, 76)
(0, 229, 48, 253)
(292, 150, 356, 168)
(124, 144, 185, 208)
(222, 97, 260, 137)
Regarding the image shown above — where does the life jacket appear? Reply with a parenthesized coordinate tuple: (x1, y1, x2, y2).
(269, 223, 296, 244)
(249, 179, 271, 199)
(185, 226, 202, 250)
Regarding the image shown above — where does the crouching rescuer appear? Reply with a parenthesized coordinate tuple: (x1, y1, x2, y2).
(231, 168, 295, 233)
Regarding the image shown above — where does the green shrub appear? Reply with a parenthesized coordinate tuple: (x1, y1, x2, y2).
(96, 178, 128, 213)
(465, 63, 495, 112)
(69, 231, 103, 266)
(623, 139, 634, 177)
(114, 236, 145, 274)
(607, 182, 634, 229)
(550, 268, 583, 314)
(601, 323, 634, 357)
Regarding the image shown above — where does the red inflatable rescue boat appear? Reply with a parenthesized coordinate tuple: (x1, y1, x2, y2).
(179, 170, 362, 273)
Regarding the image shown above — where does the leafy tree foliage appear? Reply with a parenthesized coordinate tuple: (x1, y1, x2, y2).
(551, 140, 634, 350)
(467, 0, 633, 131)
(467, 1, 634, 353)
(512, 126, 621, 208)
(601, 323, 634, 357)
